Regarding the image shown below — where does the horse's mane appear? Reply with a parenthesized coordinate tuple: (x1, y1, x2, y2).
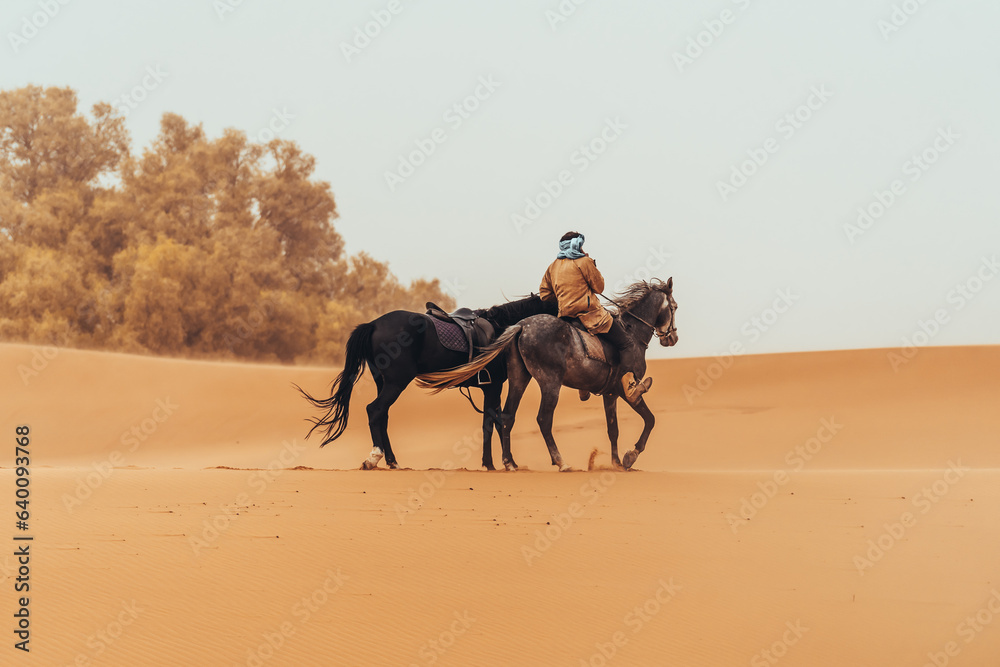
(478, 294, 557, 329)
(605, 279, 672, 315)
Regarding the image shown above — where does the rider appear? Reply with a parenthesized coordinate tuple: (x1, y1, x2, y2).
(538, 231, 652, 404)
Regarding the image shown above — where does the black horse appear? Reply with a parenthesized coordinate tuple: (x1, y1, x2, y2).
(418, 279, 678, 471)
(296, 295, 557, 470)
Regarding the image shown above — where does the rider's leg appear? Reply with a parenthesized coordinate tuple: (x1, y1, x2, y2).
(600, 318, 651, 404)
(560, 317, 594, 402)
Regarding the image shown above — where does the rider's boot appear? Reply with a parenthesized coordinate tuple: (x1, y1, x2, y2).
(621, 372, 652, 405)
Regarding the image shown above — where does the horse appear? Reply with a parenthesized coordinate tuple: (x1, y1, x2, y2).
(416, 279, 678, 471)
(295, 295, 558, 470)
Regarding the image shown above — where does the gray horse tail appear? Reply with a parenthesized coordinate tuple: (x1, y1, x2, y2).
(415, 325, 522, 393)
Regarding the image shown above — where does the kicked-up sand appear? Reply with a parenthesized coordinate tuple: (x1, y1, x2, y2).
(1, 343, 998, 665)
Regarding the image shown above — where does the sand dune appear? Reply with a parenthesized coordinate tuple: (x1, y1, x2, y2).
(3, 342, 997, 471)
(1, 343, 998, 665)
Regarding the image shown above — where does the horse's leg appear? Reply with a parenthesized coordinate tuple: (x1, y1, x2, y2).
(360, 375, 385, 469)
(363, 379, 409, 469)
(535, 380, 569, 471)
(621, 395, 655, 470)
(481, 382, 501, 471)
(500, 349, 532, 471)
(603, 393, 622, 469)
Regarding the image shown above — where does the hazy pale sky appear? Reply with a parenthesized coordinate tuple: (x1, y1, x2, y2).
(3, 0, 998, 359)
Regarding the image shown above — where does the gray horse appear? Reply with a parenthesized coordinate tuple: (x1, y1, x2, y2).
(418, 279, 678, 471)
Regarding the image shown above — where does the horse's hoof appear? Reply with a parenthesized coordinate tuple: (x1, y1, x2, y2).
(484, 464, 496, 472)
(503, 460, 518, 471)
(622, 450, 638, 470)
(387, 461, 399, 470)
(612, 457, 623, 470)
(558, 463, 573, 472)
(360, 460, 376, 470)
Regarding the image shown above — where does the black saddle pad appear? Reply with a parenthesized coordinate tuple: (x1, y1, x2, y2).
(429, 316, 468, 353)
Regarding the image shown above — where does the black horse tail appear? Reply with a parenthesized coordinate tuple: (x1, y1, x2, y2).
(296, 321, 375, 447)
(415, 325, 522, 393)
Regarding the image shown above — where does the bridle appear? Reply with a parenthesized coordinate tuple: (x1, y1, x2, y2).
(598, 291, 676, 346)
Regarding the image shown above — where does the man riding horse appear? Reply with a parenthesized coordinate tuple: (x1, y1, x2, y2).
(538, 231, 652, 404)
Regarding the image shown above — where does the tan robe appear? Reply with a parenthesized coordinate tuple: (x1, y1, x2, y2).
(538, 255, 613, 335)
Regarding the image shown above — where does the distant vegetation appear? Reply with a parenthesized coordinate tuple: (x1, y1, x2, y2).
(0, 86, 453, 363)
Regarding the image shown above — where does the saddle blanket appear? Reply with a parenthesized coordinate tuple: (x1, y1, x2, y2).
(574, 327, 610, 364)
(429, 316, 468, 353)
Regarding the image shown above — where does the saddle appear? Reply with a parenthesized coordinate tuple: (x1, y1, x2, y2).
(559, 316, 620, 398)
(561, 317, 618, 365)
(426, 302, 496, 363)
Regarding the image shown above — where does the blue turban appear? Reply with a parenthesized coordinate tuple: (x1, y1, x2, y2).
(556, 234, 585, 260)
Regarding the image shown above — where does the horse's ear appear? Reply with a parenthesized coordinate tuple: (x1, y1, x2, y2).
(665, 277, 673, 292)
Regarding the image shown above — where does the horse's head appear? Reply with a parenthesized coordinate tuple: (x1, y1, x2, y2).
(653, 277, 678, 347)
(616, 278, 678, 347)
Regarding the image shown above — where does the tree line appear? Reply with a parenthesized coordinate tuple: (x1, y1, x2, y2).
(0, 85, 453, 363)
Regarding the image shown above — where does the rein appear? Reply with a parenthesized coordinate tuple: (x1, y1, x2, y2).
(597, 291, 675, 345)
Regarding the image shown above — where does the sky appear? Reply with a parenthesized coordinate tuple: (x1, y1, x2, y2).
(2, 0, 998, 359)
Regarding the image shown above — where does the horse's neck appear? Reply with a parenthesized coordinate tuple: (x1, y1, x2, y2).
(626, 293, 661, 345)
(488, 298, 544, 329)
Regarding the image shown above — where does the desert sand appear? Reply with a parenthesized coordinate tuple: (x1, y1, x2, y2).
(1, 342, 999, 666)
